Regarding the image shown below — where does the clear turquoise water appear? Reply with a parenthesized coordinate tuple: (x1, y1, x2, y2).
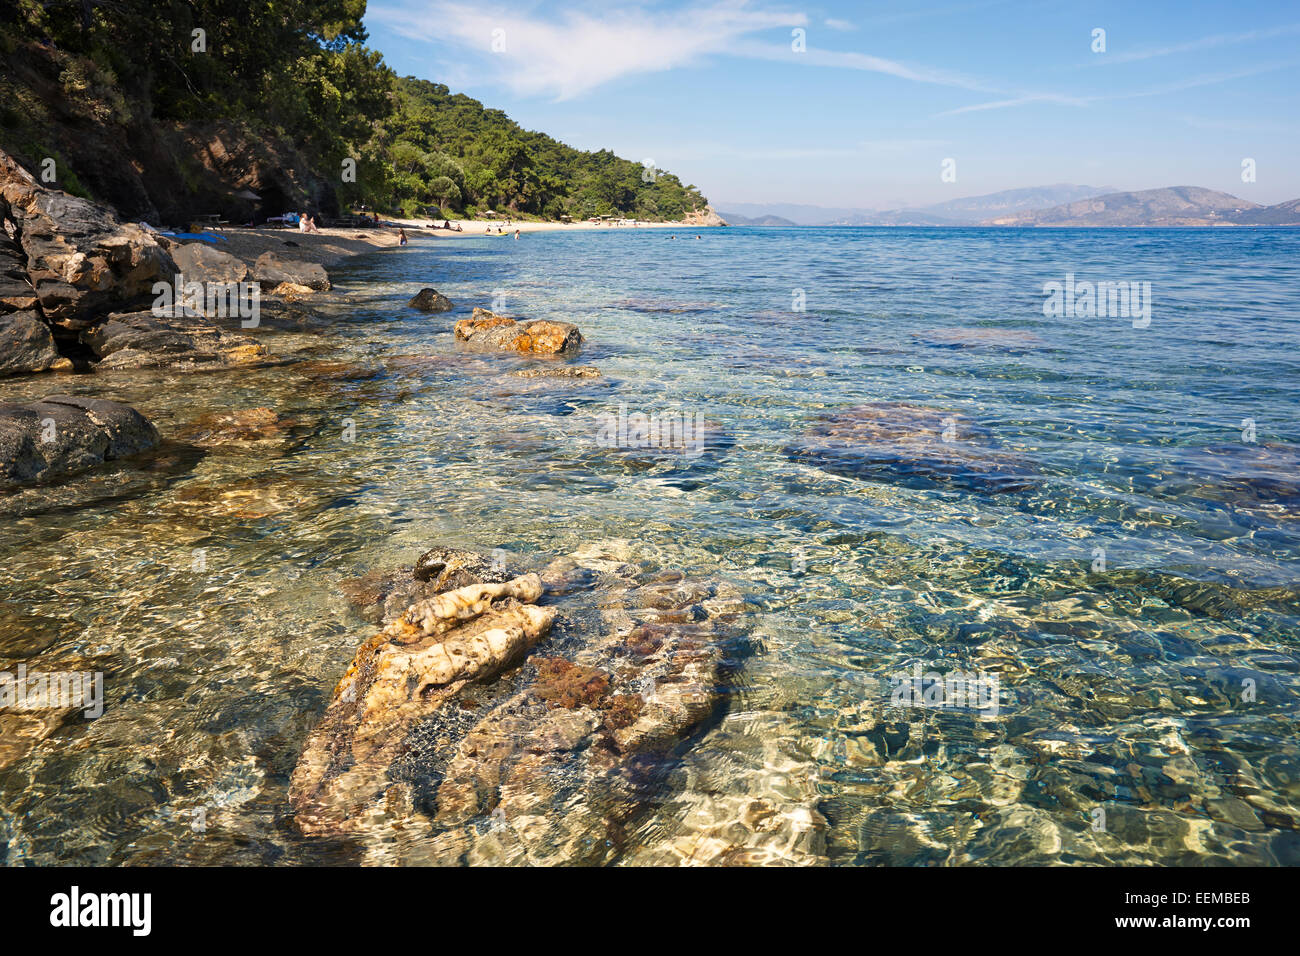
(2, 226, 1299, 864)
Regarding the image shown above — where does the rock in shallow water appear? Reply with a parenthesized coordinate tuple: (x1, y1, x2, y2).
(0, 311, 65, 377)
(785, 402, 1038, 493)
(292, 548, 819, 864)
(253, 252, 331, 292)
(454, 308, 582, 355)
(0, 395, 160, 488)
(290, 574, 555, 835)
(511, 365, 601, 379)
(407, 288, 453, 312)
(81, 309, 273, 371)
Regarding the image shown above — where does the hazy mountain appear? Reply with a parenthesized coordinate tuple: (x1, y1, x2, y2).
(716, 210, 798, 226)
(710, 201, 882, 225)
(1232, 198, 1300, 225)
(919, 184, 1116, 221)
(985, 186, 1263, 226)
(716, 185, 1112, 226)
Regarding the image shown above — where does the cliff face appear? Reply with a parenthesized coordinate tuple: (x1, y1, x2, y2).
(0, 41, 334, 225)
(685, 205, 728, 227)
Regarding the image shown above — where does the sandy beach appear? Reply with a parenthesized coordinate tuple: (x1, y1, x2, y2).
(201, 216, 717, 272)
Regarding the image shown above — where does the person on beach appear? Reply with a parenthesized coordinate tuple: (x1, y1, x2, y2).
(398, 228, 408, 246)
(514, 229, 520, 240)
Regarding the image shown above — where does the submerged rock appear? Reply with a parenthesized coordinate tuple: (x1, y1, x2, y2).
(290, 574, 555, 835)
(0, 311, 65, 377)
(0, 395, 160, 488)
(785, 402, 1037, 493)
(81, 309, 273, 371)
(179, 407, 292, 449)
(915, 328, 1046, 351)
(253, 252, 330, 292)
(407, 288, 453, 312)
(511, 365, 601, 379)
(454, 308, 582, 355)
(290, 547, 807, 865)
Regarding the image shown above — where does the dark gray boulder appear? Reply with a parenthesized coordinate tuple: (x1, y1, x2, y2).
(407, 288, 453, 312)
(170, 242, 250, 285)
(253, 252, 330, 292)
(0, 311, 63, 377)
(81, 309, 272, 371)
(0, 395, 160, 488)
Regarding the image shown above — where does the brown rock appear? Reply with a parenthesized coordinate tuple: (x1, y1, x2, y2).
(454, 308, 582, 355)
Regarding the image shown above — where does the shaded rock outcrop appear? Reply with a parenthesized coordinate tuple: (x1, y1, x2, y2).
(253, 252, 330, 292)
(0, 230, 39, 313)
(454, 308, 582, 355)
(1173, 442, 1300, 517)
(407, 288, 453, 312)
(0, 312, 64, 378)
(0, 395, 160, 488)
(0, 148, 177, 334)
(81, 309, 273, 371)
(785, 402, 1038, 493)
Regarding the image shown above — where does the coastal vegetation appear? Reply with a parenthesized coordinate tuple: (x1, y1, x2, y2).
(0, 0, 708, 222)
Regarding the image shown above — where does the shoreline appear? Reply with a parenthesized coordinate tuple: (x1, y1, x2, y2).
(199, 216, 723, 274)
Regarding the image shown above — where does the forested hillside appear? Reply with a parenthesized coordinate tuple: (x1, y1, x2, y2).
(0, 0, 708, 222)
(367, 77, 707, 220)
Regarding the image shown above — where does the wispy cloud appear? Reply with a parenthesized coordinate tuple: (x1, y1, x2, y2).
(1099, 23, 1300, 65)
(731, 39, 998, 91)
(935, 92, 1090, 116)
(369, 0, 806, 100)
(823, 17, 856, 31)
(368, 0, 1020, 101)
(935, 62, 1293, 116)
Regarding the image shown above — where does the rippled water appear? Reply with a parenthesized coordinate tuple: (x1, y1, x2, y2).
(2, 226, 1299, 865)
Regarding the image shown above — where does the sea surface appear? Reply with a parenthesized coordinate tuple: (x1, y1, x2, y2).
(2, 226, 1299, 865)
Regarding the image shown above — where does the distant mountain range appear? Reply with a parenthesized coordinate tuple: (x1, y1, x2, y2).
(986, 186, 1300, 226)
(717, 184, 1300, 228)
(717, 211, 798, 226)
(718, 185, 1115, 226)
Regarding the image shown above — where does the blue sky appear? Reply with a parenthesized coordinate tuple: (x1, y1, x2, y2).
(364, 0, 1300, 209)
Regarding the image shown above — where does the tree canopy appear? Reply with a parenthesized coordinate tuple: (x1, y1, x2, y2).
(0, 1, 710, 221)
